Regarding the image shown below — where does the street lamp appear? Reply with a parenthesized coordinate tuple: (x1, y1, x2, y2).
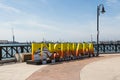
(96, 4, 105, 56)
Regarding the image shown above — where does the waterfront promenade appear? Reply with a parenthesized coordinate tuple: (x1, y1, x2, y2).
(0, 54, 120, 80)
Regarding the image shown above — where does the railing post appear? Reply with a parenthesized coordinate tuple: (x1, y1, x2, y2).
(11, 46, 14, 57)
(103, 44, 105, 53)
(21, 46, 24, 53)
(0, 47, 2, 60)
(115, 44, 117, 53)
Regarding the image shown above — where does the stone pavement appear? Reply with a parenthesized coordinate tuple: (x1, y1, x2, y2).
(1, 54, 120, 80)
(0, 63, 47, 80)
(80, 56, 120, 80)
(27, 54, 120, 80)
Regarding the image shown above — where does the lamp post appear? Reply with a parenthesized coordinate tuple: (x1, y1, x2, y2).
(96, 4, 105, 56)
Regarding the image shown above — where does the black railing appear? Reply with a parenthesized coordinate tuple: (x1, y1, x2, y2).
(0, 43, 120, 60)
(0, 43, 31, 60)
(94, 43, 120, 53)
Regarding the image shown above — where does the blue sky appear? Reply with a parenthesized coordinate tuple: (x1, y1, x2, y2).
(0, 0, 120, 42)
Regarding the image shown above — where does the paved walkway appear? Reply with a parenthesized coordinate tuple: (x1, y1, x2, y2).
(80, 56, 120, 80)
(1, 54, 120, 80)
(0, 63, 47, 80)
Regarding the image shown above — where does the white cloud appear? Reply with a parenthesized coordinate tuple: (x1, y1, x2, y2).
(106, 0, 118, 3)
(0, 20, 60, 32)
(0, 3, 21, 13)
(106, 0, 120, 7)
(0, 19, 96, 42)
(25, 21, 59, 31)
(0, 20, 62, 41)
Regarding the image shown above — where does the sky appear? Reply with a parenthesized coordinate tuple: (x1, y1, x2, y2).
(0, 0, 120, 42)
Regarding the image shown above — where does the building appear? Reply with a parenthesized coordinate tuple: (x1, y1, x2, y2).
(0, 40, 9, 44)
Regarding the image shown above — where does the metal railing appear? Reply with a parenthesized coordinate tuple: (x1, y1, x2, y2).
(0, 43, 120, 60)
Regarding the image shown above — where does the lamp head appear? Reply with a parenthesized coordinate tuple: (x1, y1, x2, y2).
(101, 6, 105, 14)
